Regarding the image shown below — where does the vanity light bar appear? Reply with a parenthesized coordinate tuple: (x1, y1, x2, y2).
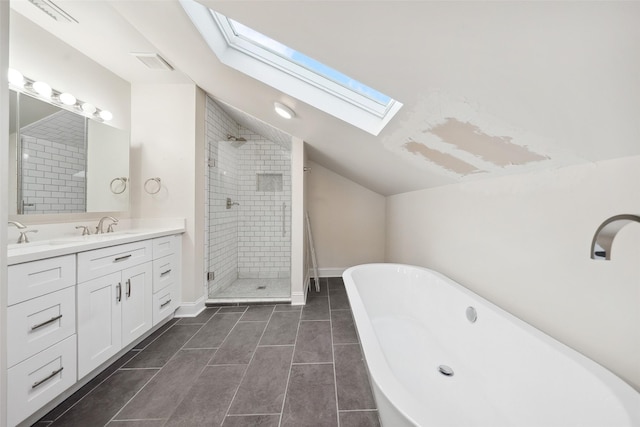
(7, 68, 113, 122)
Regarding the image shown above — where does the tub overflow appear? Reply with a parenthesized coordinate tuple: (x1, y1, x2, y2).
(438, 365, 454, 377)
(466, 306, 477, 323)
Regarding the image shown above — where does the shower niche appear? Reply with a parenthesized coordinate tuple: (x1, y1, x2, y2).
(206, 101, 292, 302)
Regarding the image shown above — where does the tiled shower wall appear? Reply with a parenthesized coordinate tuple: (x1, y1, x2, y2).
(206, 96, 239, 297)
(20, 110, 86, 214)
(205, 96, 292, 297)
(236, 128, 291, 279)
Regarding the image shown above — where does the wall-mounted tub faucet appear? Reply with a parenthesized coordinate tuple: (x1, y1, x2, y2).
(591, 214, 640, 260)
(226, 198, 240, 209)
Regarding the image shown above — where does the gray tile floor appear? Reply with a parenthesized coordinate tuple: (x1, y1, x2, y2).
(35, 277, 380, 427)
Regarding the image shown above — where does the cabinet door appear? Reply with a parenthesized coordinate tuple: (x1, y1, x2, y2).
(121, 262, 153, 347)
(77, 272, 122, 379)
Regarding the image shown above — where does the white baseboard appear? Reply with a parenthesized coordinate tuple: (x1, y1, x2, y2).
(291, 275, 309, 306)
(175, 295, 206, 317)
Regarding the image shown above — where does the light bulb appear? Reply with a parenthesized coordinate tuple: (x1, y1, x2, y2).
(33, 81, 52, 98)
(99, 110, 113, 121)
(59, 92, 76, 106)
(81, 102, 96, 115)
(8, 68, 24, 87)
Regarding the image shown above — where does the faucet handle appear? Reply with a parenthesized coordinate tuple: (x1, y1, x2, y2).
(75, 225, 91, 236)
(18, 229, 38, 244)
(107, 222, 118, 233)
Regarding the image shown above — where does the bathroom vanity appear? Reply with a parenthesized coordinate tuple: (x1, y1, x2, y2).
(6, 224, 184, 426)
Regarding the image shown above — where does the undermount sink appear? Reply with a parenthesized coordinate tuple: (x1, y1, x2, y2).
(7, 222, 185, 265)
(7, 231, 145, 250)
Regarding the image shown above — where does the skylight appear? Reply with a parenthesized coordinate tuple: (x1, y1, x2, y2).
(179, 0, 403, 135)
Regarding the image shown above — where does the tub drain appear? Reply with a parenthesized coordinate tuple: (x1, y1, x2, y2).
(438, 365, 454, 377)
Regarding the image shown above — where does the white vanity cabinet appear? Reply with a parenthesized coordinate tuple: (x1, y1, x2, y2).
(6, 255, 77, 427)
(77, 241, 153, 379)
(152, 235, 181, 325)
(6, 228, 184, 426)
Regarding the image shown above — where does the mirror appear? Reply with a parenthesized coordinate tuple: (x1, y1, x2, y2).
(9, 89, 129, 215)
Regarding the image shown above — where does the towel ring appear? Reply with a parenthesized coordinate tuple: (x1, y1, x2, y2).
(110, 177, 128, 194)
(144, 177, 162, 194)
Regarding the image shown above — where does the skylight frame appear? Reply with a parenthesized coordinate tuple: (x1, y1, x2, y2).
(221, 15, 393, 114)
(179, 0, 403, 135)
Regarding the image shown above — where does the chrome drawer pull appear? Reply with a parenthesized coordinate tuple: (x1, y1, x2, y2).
(160, 299, 172, 308)
(160, 269, 172, 277)
(31, 314, 63, 331)
(114, 254, 132, 262)
(32, 367, 64, 389)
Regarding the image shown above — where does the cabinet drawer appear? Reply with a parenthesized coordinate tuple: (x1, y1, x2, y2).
(8, 255, 76, 306)
(7, 286, 76, 368)
(78, 240, 152, 283)
(153, 235, 179, 259)
(152, 254, 178, 293)
(7, 334, 77, 427)
(153, 287, 176, 326)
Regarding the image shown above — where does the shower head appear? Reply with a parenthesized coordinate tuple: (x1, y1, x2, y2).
(227, 134, 247, 142)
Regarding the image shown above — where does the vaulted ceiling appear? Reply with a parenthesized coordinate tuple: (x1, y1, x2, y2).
(10, 0, 640, 195)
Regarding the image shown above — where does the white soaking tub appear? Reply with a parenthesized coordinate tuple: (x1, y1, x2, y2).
(342, 263, 640, 427)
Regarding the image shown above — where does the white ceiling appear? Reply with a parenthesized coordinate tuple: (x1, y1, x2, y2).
(10, 0, 640, 196)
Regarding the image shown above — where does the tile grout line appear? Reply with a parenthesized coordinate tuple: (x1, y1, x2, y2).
(47, 317, 181, 424)
(107, 366, 165, 425)
(329, 281, 341, 427)
(277, 298, 304, 427)
(44, 348, 142, 424)
(107, 314, 216, 425)
(221, 305, 278, 422)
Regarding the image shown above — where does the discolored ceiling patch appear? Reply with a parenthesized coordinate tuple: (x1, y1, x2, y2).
(404, 140, 482, 176)
(426, 118, 549, 166)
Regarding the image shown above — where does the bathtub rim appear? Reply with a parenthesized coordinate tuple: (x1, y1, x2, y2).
(343, 263, 640, 427)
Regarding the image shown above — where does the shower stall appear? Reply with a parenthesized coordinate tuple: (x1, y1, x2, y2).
(206, 98, 292, 302)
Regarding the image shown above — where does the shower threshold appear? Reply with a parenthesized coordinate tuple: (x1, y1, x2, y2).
(206, 296, 291, 305)
(207, 278, 291, 305)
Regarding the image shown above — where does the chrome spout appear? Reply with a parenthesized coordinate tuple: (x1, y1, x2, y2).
(8, 221, 27, 229)
(96, 216, 119, 234)
(591, 214, 640, 260)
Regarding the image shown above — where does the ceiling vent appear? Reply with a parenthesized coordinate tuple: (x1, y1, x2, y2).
(131, 52, 174, 71)
(28, 0, 78, 23)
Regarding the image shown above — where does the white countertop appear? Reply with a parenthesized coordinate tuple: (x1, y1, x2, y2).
(8, 222, 185, 265)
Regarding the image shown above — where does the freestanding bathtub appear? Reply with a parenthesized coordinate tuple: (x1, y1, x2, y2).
(343, 264, 640, 427)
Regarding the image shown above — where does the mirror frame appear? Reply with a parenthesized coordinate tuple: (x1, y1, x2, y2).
(8, 88, 130, 221)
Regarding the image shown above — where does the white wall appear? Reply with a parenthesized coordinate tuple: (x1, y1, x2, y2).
(290, 137, 306, 304)
(307, 161, 386, 275)
(1, 3, 10, 425)
(386, 156, 640, 391)
(130, 83, 206, 308)
(8, 10, 131, 225)
(9, 11, 130, 130)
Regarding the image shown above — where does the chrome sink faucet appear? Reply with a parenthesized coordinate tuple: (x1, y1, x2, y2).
(8, 221, 38, 243)
(96, 216, 118, 234)
(8, 220, 26, 230)
(75, 225, 92, 236)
